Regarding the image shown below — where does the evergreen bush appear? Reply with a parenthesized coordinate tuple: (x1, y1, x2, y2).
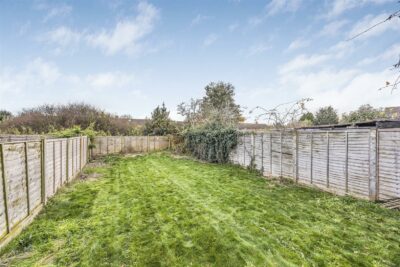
(184, 124, 238, 163)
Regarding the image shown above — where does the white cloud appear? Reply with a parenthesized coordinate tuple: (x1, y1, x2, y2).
(246, 42, 271, 56)
(319, 19, 348, 37)
(286, 38, 310, 52)
(248, 16, 264, 27)
(203, 34, 218, 46)
(41, 26, 82, 47)
(86, 72, 136, 88)
(358, 43, 400, 66)
(279, 54, 331, 74)
(0, 58, 146, 113)
(19, 21, 31, 36)
(87, 1, 159, 55)
(276, 64, 400, 113)
(35, 2, 72, 22)
(44, 4, 72, 22)
(228, 23, 239, 32)
(191, 14, 211, 26)
(266, 0, 302, 16)
(248, 0, 302, 26)
(325, 0, 392, 19)
(347, 13, 400, 41)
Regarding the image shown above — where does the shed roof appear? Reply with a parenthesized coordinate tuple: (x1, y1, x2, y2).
(297, 120, 400, 130)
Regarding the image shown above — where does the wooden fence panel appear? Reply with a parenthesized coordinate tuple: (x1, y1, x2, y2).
(254, 134, 263, 171)
(297, 131, 312, 183)
(282, 131, 294, 178)
(2, 143, 28, 229)
(54, 141, 62, 192)
(45, 141, 54, 199)
(61, 140, 67, 185)
(271, 131, 281, 177)
(91, 136, 172, 157)
(378, 130, 400, 200)
(243, 135, 252, 167)
(236, 136, 245, 166)
(327, 131, 347, 195)
(67, 139, 73, 181)
(347, 131, 370, 199)
(26, 142, 41, 210)
(229, 129, 400, 200)
(262, 132, 272, 176)
(312, 132, 328, 189)
(0, 136, 88, 249)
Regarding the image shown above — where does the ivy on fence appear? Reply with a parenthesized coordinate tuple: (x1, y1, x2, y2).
(184, 125, 238, 163)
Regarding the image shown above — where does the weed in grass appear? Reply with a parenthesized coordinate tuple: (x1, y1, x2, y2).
(0, 153, 399, 266)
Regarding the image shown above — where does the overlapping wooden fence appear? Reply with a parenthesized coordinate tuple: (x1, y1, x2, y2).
(0, 136, 88, 248)
(230, 128, 400, 201)
(91, 136, 171, 156)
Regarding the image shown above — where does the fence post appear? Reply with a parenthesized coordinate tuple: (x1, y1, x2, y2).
(71, 139, 75, 178)
(0, 144, 10, 233)
(293, 130, 297, 182)
(310, 132, 313, 184)
(369, 129, 378, 201)
(269, 132, 272, 176)
(106, 137, 109, 155)
(243, 135, 246, 166)
(280, 131, 283, 178)
(80, 137, 83, 169)
(60, 141, 63, 185)
(53, 141, 56, 194)
(41, 138, 46, 204)
(345, 131, 349, 193)
(251, 133, 255, 168)
(66, 139, 69, 183)
(326, 132, 330, 188)
(24, 142, 31, 215)
(261, 133, 264, 174)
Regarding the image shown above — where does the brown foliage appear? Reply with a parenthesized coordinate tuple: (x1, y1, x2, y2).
(0, 103, 144, 135)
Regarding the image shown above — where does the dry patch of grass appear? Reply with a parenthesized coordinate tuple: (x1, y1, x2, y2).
(0, 153, 399, 266)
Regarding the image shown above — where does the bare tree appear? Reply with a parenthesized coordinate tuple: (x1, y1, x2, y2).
(347, 8, 400, 93)
(249, 98, 313, 130)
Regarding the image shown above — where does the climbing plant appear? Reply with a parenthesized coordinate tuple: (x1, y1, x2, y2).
(184, 124, 238, 163)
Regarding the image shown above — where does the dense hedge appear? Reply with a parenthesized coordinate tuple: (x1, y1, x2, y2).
(184, 126, 238, 163)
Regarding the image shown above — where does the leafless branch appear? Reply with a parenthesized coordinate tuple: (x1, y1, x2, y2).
(346, 9, 400, 41)
(249, 98, 312, 129)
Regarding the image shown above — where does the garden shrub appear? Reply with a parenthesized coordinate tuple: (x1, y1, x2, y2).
(184, 124, 238, 163)
(50, 123, 106, 149)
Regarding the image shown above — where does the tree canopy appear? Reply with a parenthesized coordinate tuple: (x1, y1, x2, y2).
(314, 106, 339, 125)
(143, 103, 176, 136)
(0, 110, 12, 122)
(178, 81, 242, 128)
(341, 104, 385, 123)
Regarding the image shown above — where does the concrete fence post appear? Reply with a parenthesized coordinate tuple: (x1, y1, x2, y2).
(41, 138, 46, 204)
(369, 129, 378, 201)
(310, 132, 313, 184)
(280, 131, 283, 178)
(24, 142, 30, 215)
(292, 130, 297, 182)
(326, 132, 330, 188)
(345, 131, 349, 193)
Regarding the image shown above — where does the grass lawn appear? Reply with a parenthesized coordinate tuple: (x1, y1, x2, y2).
(0, 153, 399, 266)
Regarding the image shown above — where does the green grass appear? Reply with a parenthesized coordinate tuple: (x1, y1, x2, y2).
(1, 153, 399, 266)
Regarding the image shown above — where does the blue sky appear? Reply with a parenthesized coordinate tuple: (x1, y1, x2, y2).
(0, 0, 399, 121)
